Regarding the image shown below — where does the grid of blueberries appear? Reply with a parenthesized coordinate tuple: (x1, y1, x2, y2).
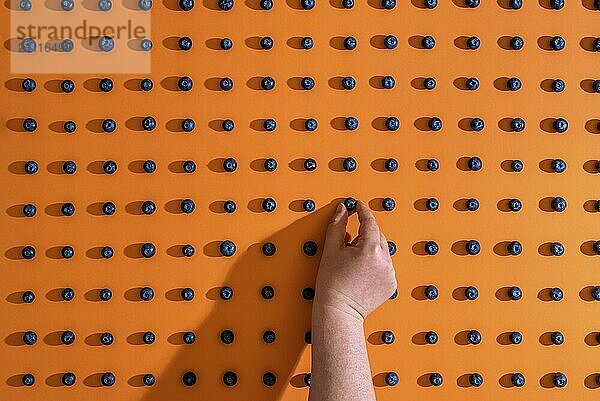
(6, 0, 600, 395)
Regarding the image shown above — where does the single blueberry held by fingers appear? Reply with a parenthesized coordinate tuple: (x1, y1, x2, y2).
(263, 372, 277, 387)
(382, 0, 395, 9)
(550, 287, 563, 301)
(223, 371, 238, 386)
(510, 36, 524, 50)
(551, 197, 567, 212)
(182, 371, 196, 386)
(64, 121, 76, 133)
(182, 244, 195, 257)
(425, 241, 439, 255)
(181, 199, 195, 213)
(140, 287, 154, 301)
(141, 200, 156, 215)
(385, 158, 398, 171)
(143, 374, 155, 386)
(264, 159, 277, 172)
(140, 242, 156, 258)
(178, 36, 192, 50)
(260, 0, 272, 8)
(183, 331, 195, 344)
(382, 75, 395, 89)
(551, 242, 564, 256)
(303, 241, 318, 256)
(179, 0, 193, 8)
(140, 78, 153, 91)
(468, 330, 481, 344)
(303, 199, 315, 212)
(344, 197, 357, 211)
(466, 240, 480, 255)
(301, 0, 314, 9)
(23, 331, 37, 345)
(61, 79, 75, 93)
(262, 242, 276, 256)
(22, 245, 35, 259)
(468, 156, 482, 171)
(425, 331, 438, 344)
(553, 118, 568, 133)
(262, 198, 276, 212)
(220, 240, 236, 256)
(263, 330, 276, 343)
(342, 0, 353, 7)
(466, 77, 479, 90)
(511, 160, 523, 172)
(592, 286, 600, 301)
(423, 77, 436, 89)
(223, 157, 237, 172)
(385, 372, 399, 386)
(102, 118, 116, 133)
(553, 372, 567, 388)
(103, 160, 117, 174)
(23, 118, 37, 132)
(509, 198, 522, 211)
(99, 288, 112, 301)
(421, 35, 435, 49)
(183, 160, 195, 173)
(512, 373, 525, 387)
(470, 117, 484, 131)
(100, 332, 113, 345)
(469, 373, 483, 387)
(507, 77, 521, 91)
(465, 0, 479, 7)
(343, 157, 357, 172)
(467, 36, 480, 49)
(218, 0, 233, 9)
(551, 158, 567, 173)
(466, 198, 479, 211)
(181, 287, 194, 301)
(511, 117, 525, 132)
(178, 76, 193, 91)
(510, 331, 522, 344)
(221, 329, 234, 344)
(382, 330, 395, 344)
(99, 78, 113, 92)
(345, 117, 358, 130)
(427, 159, 439, 171)
(304, 158, 317, 171)
(507, 241, 522, 255)
(551, 331, 564, 345)
(23, 204, 36, 217)
(261, 285, 275, 300)
(22, 78, 36, 92)
(62, 372, 76, 386)
(465, 286, 479, 300)
(341, 76, 355, 90)
(61, 202, 75, 216)
(430, 373, 443, 386)
(260, 37, 273, 50)
(386, 117, 399, 131)
(509, 286, 522, 300)
(22, 290, 35, 303)
(22, 373, 35, 386)
(425, 285, 438, 300)
(61, 330, 75, 345)
(426, 198, 439, 211)
(61, 246, 74, 259)
(101, 246, 113, 259)
(550, 36, 565, 50)
(384, 35, 398, 49)
(428, 117, 442, 131)
(301, 77, 315, 90)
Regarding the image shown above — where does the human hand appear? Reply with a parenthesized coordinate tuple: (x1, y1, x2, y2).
(314, 201, 397, 321)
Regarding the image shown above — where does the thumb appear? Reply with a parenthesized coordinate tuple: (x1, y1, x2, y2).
(324, 203, 348, 249)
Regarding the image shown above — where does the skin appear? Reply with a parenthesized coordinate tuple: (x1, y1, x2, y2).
(309, 201, 397, 401)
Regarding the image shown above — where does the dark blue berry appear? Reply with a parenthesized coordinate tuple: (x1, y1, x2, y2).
(385, 117, 399, 131)
(507, 241, 522, 255)
(101, 372, 115, 386)
(342, 0, 353, 7)
(468, 156, 482, 171)
(467, 329, 481, 344)
(22, 204, 36, 217)
(467, 36, 480, 49)
(465, 286, 479, 300)
(425, 285, 438, 300)
(382, 75, 395, 89)
(344, 36, 356, 50)
(509, 0, 522, 8)
(512, 373, 525, 387)
(509, 286, 522, 300)
(142, 116, 156, 131)
(305, 118, 318, 131)
(181, 287, 194, 301)
(425, 331, 438, 344)
(385, 372, 399, 386)
(507, 77, 521, 91)
(62, 372, 76, 386)
(261, 76, 275, 90)
(469, 118, 484, 131)
(140, 287, 154, 301)
(344, 197, 357, 211)
(429, 373, 443, 386)
(551, 331, 564, 345)
(425, 241, 438, 255)
(261, 285, 274, 299)
(510, 36, 524, 50)
(22, 373, 35, 386)
(102, 118, 116, 133)
(304, 158, 317, 171)
(262, 242, 276, 256)
(345, 117, 358, 130)
(140, 78, 153, 91)
(21, 245, 35, 259)
(425, 0, 437, 8)
(385, 158, 398, 171)
(61, 330, 75, 344)
(220, 38, 232, 50)
(178, 76, 193, 91)
(343, 157, 357, 172)
(551, 242, 564, 256)
(551, 158, 566, 173)
(220, 240, 236, 256)
(62, 287, 75, 301)
(262, 197, 276, 212)
(303, 199, 315, 211)
(99, 78, 113, 92)
(553, 118, 568, 133)
(550, 36, 565, 50)
(301, 77, 315, 90)
(61, 202, 75, 216)
(103, 160, 117, 174)
(23, 118, 37, 132)
(381, 0, 395, 8)
(469, 373, 483, 387)
(341, 76, 355, 90)
(300, 0, 314, 9)
(427, 159, 439, 171)
(218, 0, 233, 9)
(221, 330, 234, 344)
(182, 371, 197, 386)
(388, 241, 396, 255)
(428, 117, 442, 131)
(64, 120, 76, 133)
(550, 0, 564, 9)
(142, 160, 156, 173)
(466, 77, 479, 90)
(100, 332, 113, 345)
(426, 198, 439, 211)
(423, 77, 436, 89)
(223, 157, 237, 172)
(264, 158, 277, 172)
(465, 0, 479, 7)
(99, 288, 112, 301)
(180, 198, 195, 213)
(223, 371, 237, 386)
(381, 330, 395, 344)
(551, 197, 567, 212)
(510, 331, 522, 344)
(465, 198, 479, 211)
(143, 374, 155, 386)
(183, 160, 195, 173)
(511, 160, 523, 172)
(23, 331, 37, 345)
(61, 79, 75, 93)
(178, 36, 192, 50)
(553, 372, 567, 387)
(421, 35, 435, 49)
(550, 287, 563, 301)
(303, 241, 318, 256)
(382, 197, 395, 211)
(260, 36, 273, 50)
(384, 35, 398, 49)
(22, 78, 36, 92)
(510, 117, 525, 132)
(263, 372, 276, 386)
(140, 242, 156, 258)
(183, 331, 195, 344)
(141, 200, 155, 215)
(263, 330, 276, 343)
(466, 240, 480, 255)
(22, 291, 35, 303)
(179, 0, 193, 9)
(61, 245, 74, 259)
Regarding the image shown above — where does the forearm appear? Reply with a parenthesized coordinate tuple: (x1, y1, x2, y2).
(309, 302, 376, 401)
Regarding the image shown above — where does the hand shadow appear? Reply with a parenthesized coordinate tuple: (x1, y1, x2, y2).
(139, 203, 335, 400)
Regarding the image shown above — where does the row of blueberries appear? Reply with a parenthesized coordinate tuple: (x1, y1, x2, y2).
(15, 75, 600, 94)
(11, 0, 593, 12)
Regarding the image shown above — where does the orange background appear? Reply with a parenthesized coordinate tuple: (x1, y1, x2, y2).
(2, 0, 600, 400)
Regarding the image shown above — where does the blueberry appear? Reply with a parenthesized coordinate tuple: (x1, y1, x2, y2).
(384, 35, 398, 49)
(222, 118, 235, 130)
(553, 118, 568, 133)
(510, 36, 524, 50)
(223, 371, 238, 386)
(594, 38, 600, 52)
(22, 118, 37, 132)
(61, 39, 74, 52)
(304, 158, 317, 171)
(593, 80, 600, 93)
(218, 0, 233, 9)
(62, 287, 75, 301)
(550, 287, 563, 301)
(385, 372, 399, 386)
(262, 242, 276, 256)
(302, 287, 315, 300)
(221, 329, 234, 344)
(261, 285, 275, 300)
(264, 158, 277, 172)
(261, 330, 276, 344)
(100, 332, 113, 345)
(183, 160, 195, 173)
(182, 244, 195, 257)
(140, 78, 153, 91)
(551, 242, 564, 256)
(465, 198, 479, 211)
(303, 241, 318, 256)
(183, 331, 195, 344)
(344, 197, 357, 211)
(343, 157, 357, 172)
(510, 331, 522, 344)
(551, 158, 566, 173)
(387, 241, 396, 255)
(22, 204, 36, 217)
(180, 198, 195, 213)
(143, 374, 155, 386)
(467, 36, 480, 49)
(141, 200, 155, 215)
(260, 36, 273, 50)
(425, 285, 438, 300)
(465, 240, 480, 255)
(220, 38, 232, 50)
(143, 331, 155, 344)
(592, 286, 600, 301)
(61, 330, 75, 345)
(511, 373, 525, 387)
(179, 0, 193, 9)
(469, 373, 483, 387)
(382, 75, 395, 89)
(178, 36, 192, 50)
(344, 36, 357, 50)
(345, 117, 359, 130)
(61, 245, 74, 259)
(140, 242, 156, 258)
(551, 331, 564, 345)
(181, 118, 195, 132)
(103, 160, 117, 174)
(465, 286, 478, 300)
(261, 198, 276, 212)
(550, 0, 564, 9)
(426, 198, 439, 211)
(594, 241, 600, 255)
(300, 0, 314, 8)
(305, 118, 318, 131)
(509, 286, 522, 300)
(427, 159, 439, 171)
(182, 371, 197, 386)
(467, 329, 481, 344)
(424, 0, 437, 7)
(223, 157, 237, 172)
(429, 373, 443, 386)
(551, 197, 567, 212)
(507, 77, 521, 91)
(423, 77, 436, 89)
(425, 241, 439, 255)
(140, 287, 154, 300)
(138, 0, 151, 9)
(425, 331, 438, 344)
(381, 197, 395, 211)
(381, 0, 395, 8)
(102, 118, 116, 133)
(509, 198, 522, 211)
(466, 77, 479, 90)
(62, 372, 76, 386)
(21, 245, 35, 259)
(263, 372, 276, 386)
(181, 287, 194, 301)
(511, 160, 523, 172)
(220, 240, 236, 256)
(303, 199, 316, 211)
(22, 373, 35, 386)
(99, 288, 112, 301)
(421, 35, 435, 49)
(470, 117, 484, 131)
(379, 330, 395, 344)
(22, 291, 35, 303)
(468, 156, 482, 171)
(465, 0, 479, 6)
(61, 79, 75, 93)
(301, 77, 315, 90)
(178, 76, 193, 91)
(553, 372, 567, 388)
(61, 202, 75, 216)
(61, 0, 74, 9)
(507, 241, 522, 255)
(342, 0, 353, 7)
(64, 120, 76, 133)
(428, 117, 442, 131)
(22, 78, 36, 92)
(509, 0, 522, 8)
(263, 118, 276, 131)
(99, 78, 113, 92)
(550, 36, 565, 50)
(385, 158, 398, 171)
(386, 116, 399, 131)
(142, 116, 156, 131)
(341, 76, 355, 90)
(260, 0, 272, 9)
(23, 331, 37, 345)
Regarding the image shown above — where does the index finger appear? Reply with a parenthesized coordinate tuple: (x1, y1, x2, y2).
(356, 201, 380, 244)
